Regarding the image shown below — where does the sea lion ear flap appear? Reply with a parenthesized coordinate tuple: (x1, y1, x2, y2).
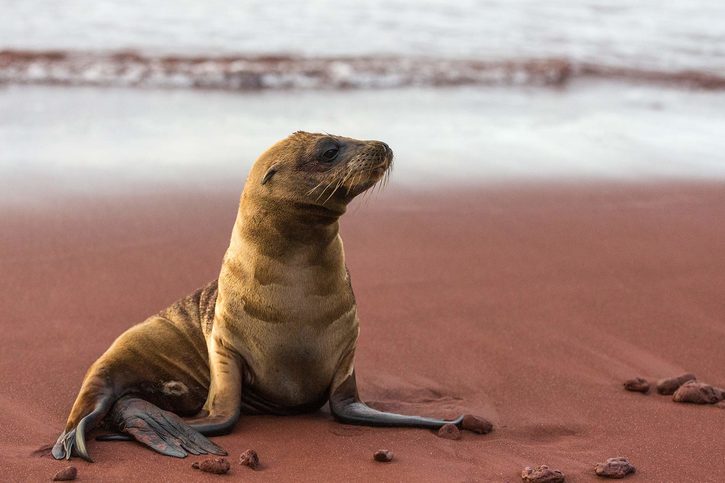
(261, 164, 279, 185)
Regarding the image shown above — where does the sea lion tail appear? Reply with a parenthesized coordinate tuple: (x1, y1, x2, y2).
(100, 395, 227, 458)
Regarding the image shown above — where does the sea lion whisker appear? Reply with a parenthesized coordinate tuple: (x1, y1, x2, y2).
(309, 174, 337, 198)
(321, 163, 353, 200)
(324, 164, 356, 203)
(318, 170, 345, 202)
(333, 166, 352, 190)
(322, 172, 348, 204)
(307, 178, 328, 196)
(339, 165, 357, 189)
(312, 168, 344, 198)
(362, 187, 373, 207)
(314, 173, 338, 201)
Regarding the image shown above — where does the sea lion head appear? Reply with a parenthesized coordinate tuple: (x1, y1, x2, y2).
(245, 131, 393, 215)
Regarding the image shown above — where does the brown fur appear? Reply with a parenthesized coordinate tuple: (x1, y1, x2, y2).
(54, 132, 393, 459)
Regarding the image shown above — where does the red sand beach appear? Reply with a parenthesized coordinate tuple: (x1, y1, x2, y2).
(1, 182, 724, 481)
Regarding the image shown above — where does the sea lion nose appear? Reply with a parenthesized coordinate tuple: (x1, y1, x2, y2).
(374, 141, 392, 158)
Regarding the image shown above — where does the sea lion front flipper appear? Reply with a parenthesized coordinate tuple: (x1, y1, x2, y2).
(329, 371, 465, 429)
(183, 335, 243, 436)
(109, 396, 227, 458)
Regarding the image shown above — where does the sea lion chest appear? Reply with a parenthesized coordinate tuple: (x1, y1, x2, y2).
(242, 311, 358, 408)
(217, 252, 358, 408)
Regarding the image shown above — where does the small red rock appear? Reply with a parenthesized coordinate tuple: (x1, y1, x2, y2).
(192, 457, 231, 474)
(716, 401, 725, 409)
(461, 414, 493, 434)
(52, 466, 77, 481)
(623, 377, 650, 394)
(521, 465, 565, 482)
(437, 423, 461, 440)
(656, 373, 696, 395)
(373, 449, 394, 462)
(672, 381, 724, 404)
(595, 457, 636, 479)
(239, 449, 260, 470)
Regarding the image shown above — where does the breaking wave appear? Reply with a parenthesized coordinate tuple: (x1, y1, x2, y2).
(2, 50, 725, 91)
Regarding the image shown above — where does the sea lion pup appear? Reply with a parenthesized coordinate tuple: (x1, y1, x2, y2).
(53, 131, 477, 462)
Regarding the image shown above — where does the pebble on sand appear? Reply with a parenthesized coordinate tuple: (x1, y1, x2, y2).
(239, 449, 260, 470)
(461, 414, 493, 434)
(437, 423, 461, 440)
(52, 466, 77, 481)
(373, 449, 394, 462)
(594, 457, 636, 479)
(521, 464, 565, 482)
(672, 381, 725, 404)
(191, 457, 231, 474)
(656, 373, 696, 395)
(623, 377, 650, 394)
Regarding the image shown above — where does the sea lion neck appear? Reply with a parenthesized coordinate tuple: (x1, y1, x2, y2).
(216, 188, 353, 328)
(235, 191, 343, 257)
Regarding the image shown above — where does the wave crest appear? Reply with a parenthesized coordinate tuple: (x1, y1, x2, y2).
(1, 50, 724, 90)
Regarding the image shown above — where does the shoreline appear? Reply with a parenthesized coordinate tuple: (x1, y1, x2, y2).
(4, 83, 725, 193)
(2, 180, 724, 481)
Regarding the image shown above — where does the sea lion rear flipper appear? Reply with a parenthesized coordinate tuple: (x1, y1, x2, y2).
(52, 393, 113, 462)
(329, 371, 465, 429)
(109, 396, 227, 458)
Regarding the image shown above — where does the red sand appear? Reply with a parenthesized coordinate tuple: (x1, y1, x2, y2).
(1, 182, 724, 481)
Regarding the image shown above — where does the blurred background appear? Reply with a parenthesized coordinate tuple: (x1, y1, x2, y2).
(3, 4, 725, 482)
(1, 0, 725, 200)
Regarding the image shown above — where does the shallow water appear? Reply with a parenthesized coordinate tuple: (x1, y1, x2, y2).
(3, 2, 723, 197)
(2, 81, 724, 203)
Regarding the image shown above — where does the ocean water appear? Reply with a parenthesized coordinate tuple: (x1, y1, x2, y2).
(2, 0, 725, 89)
(2, 82, 724, 202)
(1, 0, 724, 188)
(3, 0, 725, 73)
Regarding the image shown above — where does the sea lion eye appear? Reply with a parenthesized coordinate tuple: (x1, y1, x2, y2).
(321, 147, 339, 163)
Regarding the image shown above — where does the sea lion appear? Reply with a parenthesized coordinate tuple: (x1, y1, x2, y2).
(52, 131, 480, 462)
